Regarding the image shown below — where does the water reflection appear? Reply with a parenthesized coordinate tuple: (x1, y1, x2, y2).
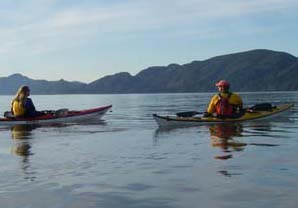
(209, 123, 246, 160)
(11, 124, 37, 155)
(10, 124, 37, 181)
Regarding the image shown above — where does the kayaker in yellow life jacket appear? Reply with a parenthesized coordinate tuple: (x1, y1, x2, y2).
(11, 86, 43, 117)
(205, 80, 243, 118)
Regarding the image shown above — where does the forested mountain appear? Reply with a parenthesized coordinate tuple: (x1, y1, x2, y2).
(87, 49, 298, 93)
(1, 49, 297, 94)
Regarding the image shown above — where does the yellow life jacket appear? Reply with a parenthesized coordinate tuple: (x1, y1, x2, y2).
(12, 100, 26, 116)
(207, 92, 243, 114)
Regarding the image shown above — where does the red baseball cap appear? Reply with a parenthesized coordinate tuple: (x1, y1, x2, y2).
(215, 80, 230, 87)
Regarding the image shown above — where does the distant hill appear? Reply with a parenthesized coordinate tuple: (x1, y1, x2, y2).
(0, 73, 87, 95)
(1, 49, 297, 94)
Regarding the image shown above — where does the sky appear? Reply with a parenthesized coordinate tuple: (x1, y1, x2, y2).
(0, 0, 297, 83)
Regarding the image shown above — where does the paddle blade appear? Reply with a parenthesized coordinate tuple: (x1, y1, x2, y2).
(248, 103, 273, 111)
(176, 111, 200, 118)
(4, 111, 15, 118)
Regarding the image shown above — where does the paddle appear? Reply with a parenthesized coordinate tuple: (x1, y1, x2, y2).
(3, 108, 70, 119)
(54, 108, 69, 117)
(176, 111, 203, 118)
(247, 103, 274, 111)
(42, 108, 69, 117)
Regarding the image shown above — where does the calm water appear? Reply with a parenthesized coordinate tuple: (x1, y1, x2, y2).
(0, 92, 297, 208)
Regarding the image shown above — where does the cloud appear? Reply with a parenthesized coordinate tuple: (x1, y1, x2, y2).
(0, 0, 297, 55)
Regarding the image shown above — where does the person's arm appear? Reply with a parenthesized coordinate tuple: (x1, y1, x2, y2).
(24, 98, 36, 114)
(207, 95, 219, 114)
(230, 93, 243, 110)
(238, 96, 243, 109)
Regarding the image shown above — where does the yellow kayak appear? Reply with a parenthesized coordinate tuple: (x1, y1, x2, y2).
(153, 103, 294, 127)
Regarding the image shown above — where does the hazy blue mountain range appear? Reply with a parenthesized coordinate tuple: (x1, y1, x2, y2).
(0, 74, 87, 95)
(1, 49, 297, 95)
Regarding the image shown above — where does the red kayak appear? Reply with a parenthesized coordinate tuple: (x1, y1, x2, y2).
(0, 105, 112, 125)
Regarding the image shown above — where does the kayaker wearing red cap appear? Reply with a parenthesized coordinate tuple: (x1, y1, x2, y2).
(205, 80, 243, 118)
